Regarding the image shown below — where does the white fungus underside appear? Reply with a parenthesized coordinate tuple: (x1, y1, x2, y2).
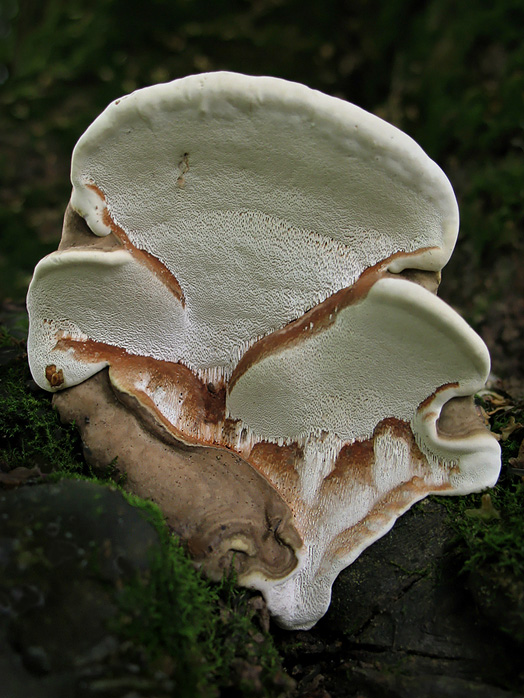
(26, 73, 501, 630)
(70, 73, 459, 370)
(27, 250, 189, 388)
(227, 278, 491, 443)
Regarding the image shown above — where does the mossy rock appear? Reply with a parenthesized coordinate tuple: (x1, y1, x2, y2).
(0, 478, 292, 698)
(0, 479, 165, 696)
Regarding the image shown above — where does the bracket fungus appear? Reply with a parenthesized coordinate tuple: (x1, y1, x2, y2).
(27, 72, 501, 630)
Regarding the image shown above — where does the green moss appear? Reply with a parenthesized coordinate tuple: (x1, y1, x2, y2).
(452, 401, 524, 575)
(443, 397, 524, 642)
(104, 489, 290, 697)
(114, 534, 217, 696)
(114, 539, 289, 697)
(0, 327, 86, 474)
(452, 482, 524, 577)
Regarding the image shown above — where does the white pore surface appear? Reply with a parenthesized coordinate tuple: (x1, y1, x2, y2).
(227, 277, 491, 444)
(27, 249, 188, 389)
(70, 72, 459, 375)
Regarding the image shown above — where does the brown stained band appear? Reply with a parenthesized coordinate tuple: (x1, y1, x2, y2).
(324, 438, 375, 488)
(53, 337, 226, 446)
(376, 417, 430, 464)
(320, 418, 427, 498)
(249, 441, 304, 492)
(327, 474, 453, 563)
(85, 183, 185, 306)
(229, 246, 437, 392)
(418, 382, 460, 411)
(324, 418, 456, 561)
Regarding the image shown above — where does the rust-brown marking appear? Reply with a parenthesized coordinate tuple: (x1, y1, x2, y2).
(229, 247, 437, 392)
(328, 472, 452, 562)
(53, 337, 226, 446)
(176, 152, 190, 188)
(418, 383, 460, 411)
(45, 364, 64, 387)
(221, 416, 243, 443)
(249, 441, 303, 490)
(85, 183, 186, 306)
(376, 416, 414, 440)
(319, 418, 427, 498)
(324, 438, 375, 489)
(85, 182, 108, 203)
(375, 417, 430, 465)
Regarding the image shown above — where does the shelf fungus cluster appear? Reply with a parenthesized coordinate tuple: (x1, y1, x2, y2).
(27, 72, 501, 629)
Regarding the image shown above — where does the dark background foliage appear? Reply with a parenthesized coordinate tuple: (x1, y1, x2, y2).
(1, 0, 523, 380)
